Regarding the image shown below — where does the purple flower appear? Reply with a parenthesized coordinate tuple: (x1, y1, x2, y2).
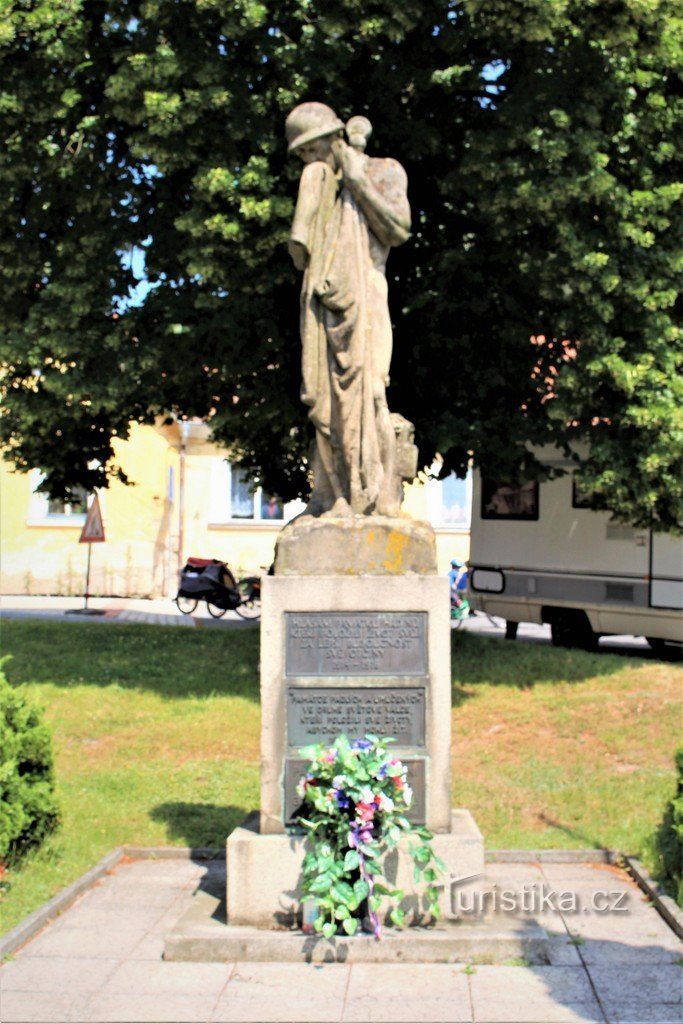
(351, 739, 372, 751)
(336, 790, 350, 810)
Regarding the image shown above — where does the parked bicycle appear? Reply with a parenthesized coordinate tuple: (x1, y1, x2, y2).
(175, 557, 261, 620)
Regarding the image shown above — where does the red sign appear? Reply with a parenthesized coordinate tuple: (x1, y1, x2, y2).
(79, 494, 106, 543)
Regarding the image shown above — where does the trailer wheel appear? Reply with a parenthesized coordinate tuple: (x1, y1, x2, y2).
(550, 612, 599, 652)
(646, 637, 683, 663)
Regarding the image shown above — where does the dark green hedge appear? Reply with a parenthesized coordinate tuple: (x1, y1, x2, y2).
(0, 666, 59, 863)
(647, 748, 683, 908)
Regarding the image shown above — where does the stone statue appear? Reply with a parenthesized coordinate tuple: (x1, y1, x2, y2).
(285, 101, 415, 519)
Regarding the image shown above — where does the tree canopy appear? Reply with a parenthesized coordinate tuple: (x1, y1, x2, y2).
(1, 0, 681, 529)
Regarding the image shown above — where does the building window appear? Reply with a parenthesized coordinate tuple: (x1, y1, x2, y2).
(47, 490, 88, 516)
(210, 460, 293, 523)
(230, 467, 257, 519)
(428, 469, 472, 527)
(28, 470, 89, 524)
(482, 479, 539, 521)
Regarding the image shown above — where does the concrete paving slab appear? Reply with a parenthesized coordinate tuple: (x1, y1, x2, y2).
(17, 923, 150, 959)
(212, 962, 348, 1023)
(343, 963, 471, 1022)
(578, 935, 683, 965)
(602, 1004, 683, 1024)
(468, 965, 603, 1023)
(584, 964, 682, 1006)
(544, 931, 584, 966)
(84, 991, 220, 1023)
(0, 954, 121, 993)
(0, 990, 93, 1024)
(102, 959, 231, 996)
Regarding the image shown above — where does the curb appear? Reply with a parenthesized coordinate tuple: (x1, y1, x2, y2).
(623, 855, 683, 940)
(486, 849, 616, 864)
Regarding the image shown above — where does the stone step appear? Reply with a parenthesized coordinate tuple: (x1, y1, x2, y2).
(163, 886, 550, 965)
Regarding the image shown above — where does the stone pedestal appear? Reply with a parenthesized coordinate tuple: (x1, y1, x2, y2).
(258, 573, 452, 836)
(227, 810, 484, 928)
(274, 515, 438, 576)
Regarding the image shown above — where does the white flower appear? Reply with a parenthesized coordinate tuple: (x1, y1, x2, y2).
(377, 793, 394, 812)
(359, 786, 374, 805)
(403, 784, 413, 807)
(332, 774, 347, 789)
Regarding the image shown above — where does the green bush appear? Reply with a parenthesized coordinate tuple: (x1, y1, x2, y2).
(0, 666, 59, 863)
(647, 748, 683, 907)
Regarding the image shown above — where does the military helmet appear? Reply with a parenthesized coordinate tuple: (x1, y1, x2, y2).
(285, 102, 344, 153)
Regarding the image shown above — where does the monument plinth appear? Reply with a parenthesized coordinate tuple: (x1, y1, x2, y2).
(224, 518, 484, 928)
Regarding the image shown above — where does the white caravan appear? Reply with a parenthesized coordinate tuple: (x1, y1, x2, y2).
(468, 456, 683, 656)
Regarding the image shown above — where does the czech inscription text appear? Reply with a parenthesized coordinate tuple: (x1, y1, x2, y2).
(285, 612, 427, 676)
(287, 687, 425, 746)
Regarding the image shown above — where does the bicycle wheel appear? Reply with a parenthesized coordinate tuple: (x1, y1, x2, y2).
(206, 598, 228, 619)
(235, 578, 261, 620)
(176, 595, 198, 615)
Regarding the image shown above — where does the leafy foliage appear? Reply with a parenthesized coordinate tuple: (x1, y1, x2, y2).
(296, 734, 442, 938)
(1, 1, 681, 527)
(0, 664, 59, 864)
(646, 747, 683, 906)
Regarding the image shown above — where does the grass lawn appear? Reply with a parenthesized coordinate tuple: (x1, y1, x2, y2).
(1, 619, 680, 936)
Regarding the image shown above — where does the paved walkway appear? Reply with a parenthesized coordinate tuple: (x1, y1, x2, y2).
(0, 595, 654, 654)
(1, 858, 680, 1023)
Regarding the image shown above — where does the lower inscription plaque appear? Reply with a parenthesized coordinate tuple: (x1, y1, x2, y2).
(287, 687, 426, 746)
(284, 758, 426, 827)
(285, 612, 427, 676)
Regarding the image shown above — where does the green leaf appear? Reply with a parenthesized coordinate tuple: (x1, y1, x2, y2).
(390, 907, 405, 928)
(353, 879, 370, 903)
(343, 849, 360, 871)
(342, 917, 358, 936)
(322, 920, 337, 940)
(331, 880, 355, 904)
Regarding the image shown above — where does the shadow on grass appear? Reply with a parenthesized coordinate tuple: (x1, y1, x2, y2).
(451, 630, 646, 693)
(150, 802, 249, 848)
(2, 619, 260, 701)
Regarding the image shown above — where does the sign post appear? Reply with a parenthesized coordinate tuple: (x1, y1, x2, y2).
(75, 494, 106, 614)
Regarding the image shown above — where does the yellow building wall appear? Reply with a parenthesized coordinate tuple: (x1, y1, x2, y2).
(1, 424, 177, 597)
(1, 424, 469, 597)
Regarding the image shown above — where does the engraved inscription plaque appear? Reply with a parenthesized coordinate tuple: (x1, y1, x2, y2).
(287, 687, 426, 747)
(284, 758, 427, 827)
(285, 612, 427, 677)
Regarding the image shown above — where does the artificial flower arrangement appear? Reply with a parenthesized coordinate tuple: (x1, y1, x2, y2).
(296, 733, 443, 940)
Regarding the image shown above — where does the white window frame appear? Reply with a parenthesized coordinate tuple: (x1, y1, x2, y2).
(208, 459, 304, 526)
(426, 463, 473, 529)
(27, 469, 90, 527)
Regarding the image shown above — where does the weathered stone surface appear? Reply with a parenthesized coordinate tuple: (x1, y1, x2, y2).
(259, 574, 451, 836)
(274, 516, 437, 575)
(286, 102, 413, 518)
(225, 810, 484, 930)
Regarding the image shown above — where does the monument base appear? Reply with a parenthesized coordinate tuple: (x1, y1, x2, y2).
(274, 515, 437, 576)
(226, 810, 484, 929)
(164, 908, 549, 965)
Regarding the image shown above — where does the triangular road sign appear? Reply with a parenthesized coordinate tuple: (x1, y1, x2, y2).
(79, 494, 106, 543)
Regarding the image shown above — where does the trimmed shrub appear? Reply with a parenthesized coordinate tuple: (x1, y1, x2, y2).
(647, 748, 683, 907)
(0, 666, 59, 863)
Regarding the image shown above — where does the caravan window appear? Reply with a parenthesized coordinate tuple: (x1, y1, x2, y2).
(481, 480, 539, 521)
